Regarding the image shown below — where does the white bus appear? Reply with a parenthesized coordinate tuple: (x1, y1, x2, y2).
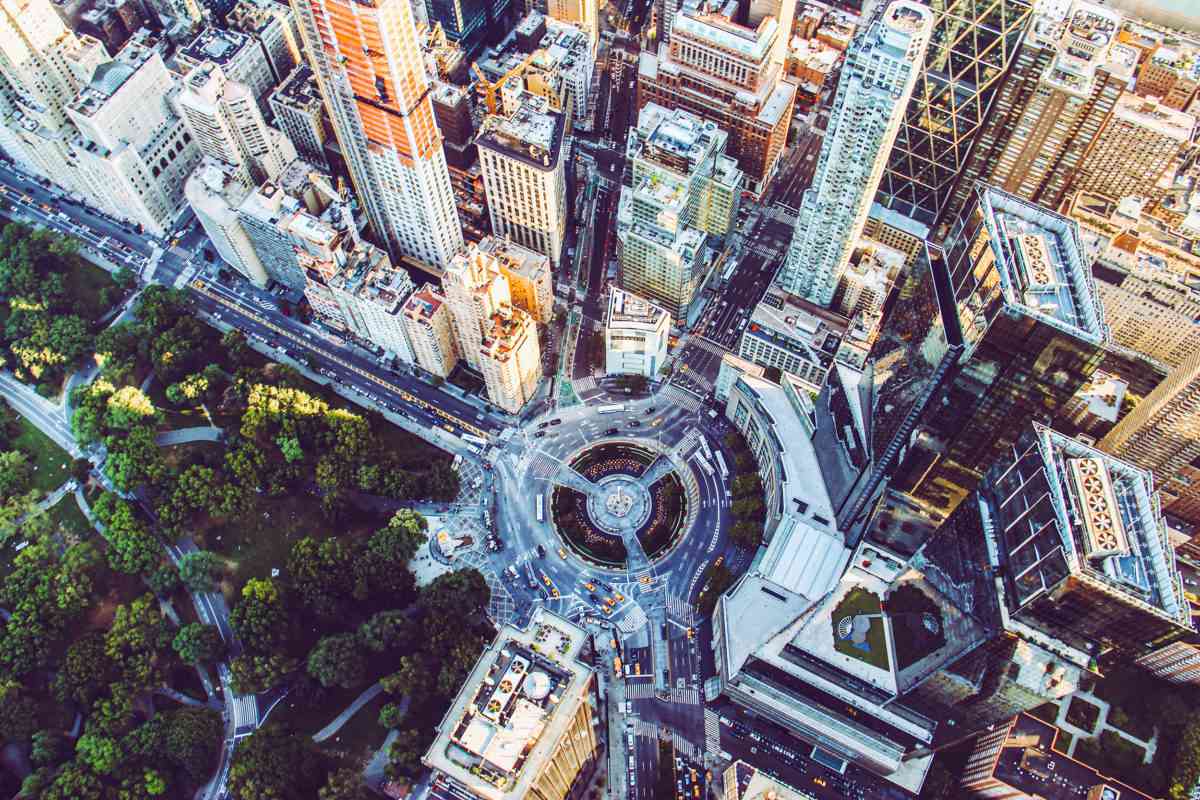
(714, 450, 729, 480)
(598, 404, 625, 414)
(536, 494, 545, 522)
(721, 258, 738, 285)
(461, 432, 488, 447)
(465, 443, 482, 456)
(697, 458, 716, 477)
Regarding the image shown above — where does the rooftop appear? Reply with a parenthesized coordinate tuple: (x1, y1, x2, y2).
(403, 284, 448, 322)
(607, 287, 671, 329)
(179, 27, 253, 67)
(976, 186, 1108, 347)
(745, 287, 849, 363)
(999, 425, 1189, 631)
(726, 761, 819, 800)
(69, 40, 154, 116)
(477, 93, 564, 171)
(673, 3, 778, 64)
(983, 714, 1153, 800)
(1109, 93, 1195, 141)
(476, 237, 550, 280)
(423, 608, 592, 799)
(633, 102, 727, 172)
(270, 64, 323, 110)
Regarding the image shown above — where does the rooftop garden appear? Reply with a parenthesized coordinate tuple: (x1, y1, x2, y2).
(831, 587, 889, 671)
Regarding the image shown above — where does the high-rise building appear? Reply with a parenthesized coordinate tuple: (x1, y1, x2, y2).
(776, 1, 931, 306)
(268, 65, 329, 169)
(737, 287, 849, 389)
(423, 0, 514, 60)
(616, 102, 742, 322)
(1134, 41, 1200, 112)
(302, 236, 417, 360)
(875, 0, 1034, 227)
(237, 159, 344, 289)
(176, 28, 277, 111)
(65, 39, 201, 236)
(1136, 640, 1200, 686)
(961, 714, 1154, 799)
(439, 239, 544, 411)
(0, 0, 107, 189)
(292, 0, 464, 266)
(177, 62, 296, 187)
(545, 0, 595, 54)
(1100, 351, 1200, 526)
(477, 92, 567, 267)
(476, 235, 554, 324)
(478, 302, 541, 413)
(1075, 93, 1194, 204)
(844, 185, 1108, 536)
(1065, 192, 1200, 370)
(940, 1, 1139, 231)
(637, 0, 796, 198)
(401, 283, 459, 377)
(604, 288, 670, 378)
(423, 608, 600, 800)
(226, 0, 300, 84)
(186, 158, 267, 285)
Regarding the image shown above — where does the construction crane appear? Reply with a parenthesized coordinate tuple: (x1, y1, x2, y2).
(471, 50, 540, 115)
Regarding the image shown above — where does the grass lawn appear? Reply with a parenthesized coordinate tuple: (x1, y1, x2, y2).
(314, 689, 391, 766)
(12, 416, 71, 494)
(1106, 705, 1156, 742)
(831, 587, 889, 671)
(63, 258, 121, 325)
(44, 492, 92, 539)
(1065, 696, 1101, 734)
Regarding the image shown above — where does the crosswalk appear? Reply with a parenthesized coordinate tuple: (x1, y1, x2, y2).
(626, 680, 657, 699)
(526, 450, 561, 481)
(704, 709, 721, 754)
(574, 376, 598, 393)
(662, 383, 704, 412)
(669, 687, 701, 705)
(618, 603, 649, 633)
(230, 695, 258, 734)
(665, 593, 697, 624)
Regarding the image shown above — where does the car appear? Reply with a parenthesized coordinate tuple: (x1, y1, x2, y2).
(557, 547, 567, 559)
(534, 431, 546, 438)
(549, 418, 562, 425)
(628, 420, 641, 427)
(645, 406, 656, 415)
(605, 427, 619, 435)
(537, 544, 546, 559)
(537, 421, 549, 429)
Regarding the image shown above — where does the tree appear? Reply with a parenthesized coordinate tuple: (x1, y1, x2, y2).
(378, 703, 406, 730)
(104, 502, 160, 575)
(172, 623, 224, 664)
(70, 457, 91, 483)
(41, 761, 104, 800)
(230, 653, 298, 695)
(0, 680, 37, 744)
(319, 767, 373, 800)
(0, 450, 32, 499)
(52, 632, 112, 707)
(178, 550, 222, 592)
(76, 732, 122, 775)
(104, 424, 168, 492)
(1170, 717, 1200, 799)
(307, 633, 367, 689)
(385, 730, 433, 781)
(147, 564, 180, 596)
(230, 578, 292, 653)
(228, 724, 325, 800)
(380, 656, 431, 699)
(287, 537, 364, 621)
(729, 520, 761, 550)
(358, 610, 415, 654)
(105, 385, 159, 430)
(104, 594, 174, 690)
(30, 729, 67, 767)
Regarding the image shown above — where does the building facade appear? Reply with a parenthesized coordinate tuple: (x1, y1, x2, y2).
(1075, 93, 1194, 204)
(186, 158, 267, 284)
(875, 0, 1034, 227)
(604, 287, 670, 377)
(636, 0, 796, 199)
(477, 92, 567, 267)
(292, 0, 465, 266)
(176, 27, 277, 110)
(777, 0, 930, 305)
(737, 287, 848, 389)
(423, 608, 600, 800)
(477, 235, 554, 324)
(617, 102, 742, 322)
(844, 185, 1108, 536)
(402, 284, 459, 377)
(941, 0, 1139, 232)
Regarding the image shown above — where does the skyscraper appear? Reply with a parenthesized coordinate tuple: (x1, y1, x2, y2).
(939, 0, 1138, 231)
(616, 102, 742, 322)
(844, 185, 1108, 536)
(776, 0, 931, 306)
(875, 0, 1034, 227)
(476, 92, 567, 267)
(177, 62, 296, 186)
(1099, 350, 1200, 526)
(292, 0, 464, 266)
(636, 0, 795, 198)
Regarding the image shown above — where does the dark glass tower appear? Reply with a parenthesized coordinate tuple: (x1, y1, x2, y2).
(844, 185, 1108, 538)
(425, 0, 512, 60)
(875, 0, 1033, 228)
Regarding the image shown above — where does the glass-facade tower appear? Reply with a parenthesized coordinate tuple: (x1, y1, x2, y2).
(844, 184, 1108, 536)
(875, 0, 1034, 229)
